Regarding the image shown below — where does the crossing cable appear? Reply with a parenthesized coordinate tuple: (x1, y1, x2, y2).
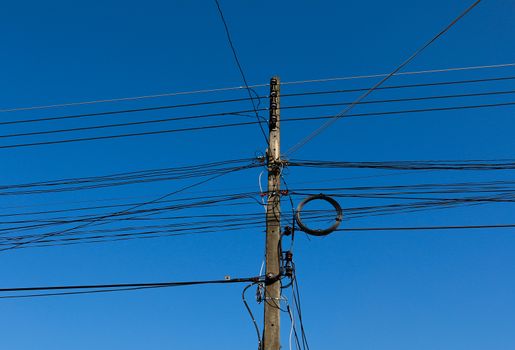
(3, 178, 514, 224)
(281, 101, 515, 124)
(3, 179, 515, 237)
(0, 98, 267, 127)
(213, 0, 269, 144)
(3, 89, 514, 142)
(1, 62, 513, 116)
(0, 163, 255, 252)
(4, 73, 513, 130)
(8, 220, 515, 251)
(280, 76, 515, 99)
(0, 109, 269, 139)
(286, 0, 483, 155)
(0, 158, 256, 195)
(1, 63, 513, 115)
(0, 275, 264, 299)
(281, 62, 515, 86)
(1, 100, 513, 150)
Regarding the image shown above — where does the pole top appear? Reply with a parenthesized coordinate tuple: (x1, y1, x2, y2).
(270, 76, 280, 85)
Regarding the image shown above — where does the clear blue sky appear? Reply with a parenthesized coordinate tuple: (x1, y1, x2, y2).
(0, 1, 514, 349)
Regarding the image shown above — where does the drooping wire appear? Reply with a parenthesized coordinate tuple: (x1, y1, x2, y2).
(242, 283, 263, 350)
(292, 271, 310, 350)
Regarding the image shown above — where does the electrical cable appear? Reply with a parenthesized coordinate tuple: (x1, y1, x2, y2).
(0, 120, 261, 150)
(1, 99, 513, 149)
(281, 62, 515, 86)
(0, 275, 263, 299)
(0, 158, 256, 196)
(213, 0, 269, 144)
(289, 158, 515, 171)
(286, 0, 483, 155)
(242, 283, 263, 350)
(281, 101, 515, 124)
(280, 75, 515, 99)
(280, 89, 515, 112)
(0, 163, 255, 252)
(1, 62, 513, 116)
(3, 89, 513, 141)
(0, 99, 266, 127)
(291, 271, 310, 350)
(337, 223, 515, 232)
(0, 109, 269, 139)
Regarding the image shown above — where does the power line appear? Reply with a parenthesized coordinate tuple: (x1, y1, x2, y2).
(0, 102, 266, 127)
(286, 75, 515, 98)
(6, 189, 515, 249)
(281, 101, 515, 123)
(5, 202, 515, 249)
(281, 62, 515, 86)
(0, 120, 260, 150)
(280, 89, 515, 111)
(281, 75, 515, 99)
(0, 275, 263, 299)
(289, 159, 515, 171)
(1, 62, 513, 115)
(4, 89, 514, 141)
(0, 109, 266, 140)
(286, 0, 483, 155)
(0, 159, 256, 195)
(338, 223, 515, 232)
(213, 0, 269, 144)
(1, 100, 513, 150)
(0, 163, 255, 252)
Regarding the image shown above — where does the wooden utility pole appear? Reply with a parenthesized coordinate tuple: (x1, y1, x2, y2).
(263, 76, 281, 350)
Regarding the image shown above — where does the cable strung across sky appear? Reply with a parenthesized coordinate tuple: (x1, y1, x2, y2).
(1, 90, 512, 142)
(0, 275, 264, 299)
(0, 158, 257, 196)
(0, 62, 513, 114)
(286, 0, 483, 155)
(289, 159, 515, 170)
(0, 100, 513, 150)
(2, 158, 514, 197)
(0, 163, 256, 253)
(3, 74, 512, 127)
(3, 181, 515, 249)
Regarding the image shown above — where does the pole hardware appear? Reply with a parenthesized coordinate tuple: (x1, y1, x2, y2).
(295, 194, 343, 236)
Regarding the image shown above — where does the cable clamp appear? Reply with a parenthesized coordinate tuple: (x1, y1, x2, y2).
(264, 273, 280, 285)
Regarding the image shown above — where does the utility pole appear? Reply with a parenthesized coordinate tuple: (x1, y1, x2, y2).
(263, 76, 281, 350)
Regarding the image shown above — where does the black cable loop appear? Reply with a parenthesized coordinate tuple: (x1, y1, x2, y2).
(295, 194, 343, 236)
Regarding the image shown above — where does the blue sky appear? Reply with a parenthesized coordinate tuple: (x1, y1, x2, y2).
(0, 0, 514, 349)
